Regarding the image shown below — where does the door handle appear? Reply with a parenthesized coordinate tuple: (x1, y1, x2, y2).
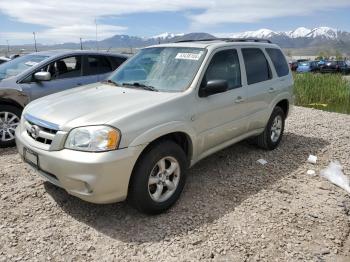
(234, 96, 245, 103)
(268, 88, 276, 93)
(77, 83, 83, 86)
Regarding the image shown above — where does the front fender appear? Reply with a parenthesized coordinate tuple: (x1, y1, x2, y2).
(128, 121, 197, 157)
(0, 89, 29, 108)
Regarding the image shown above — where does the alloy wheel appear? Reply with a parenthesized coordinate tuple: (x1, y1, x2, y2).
(148, 156, 181, 203)
(0, 111, 20, 142)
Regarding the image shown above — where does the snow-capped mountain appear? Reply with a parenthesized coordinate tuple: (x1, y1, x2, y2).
(305, 27, 338, 39)
(231, 29, 277, 39)
(286, 27, 312, 38)
(228, 27, 341, 40)
(151, 32, 184, 40)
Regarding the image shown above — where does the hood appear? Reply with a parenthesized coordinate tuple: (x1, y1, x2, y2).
(24, 83, 181, 131)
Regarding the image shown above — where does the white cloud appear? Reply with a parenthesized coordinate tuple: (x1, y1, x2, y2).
(0, 0, 350, 43)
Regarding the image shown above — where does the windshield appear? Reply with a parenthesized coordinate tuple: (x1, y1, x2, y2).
(109, 47, 206, 92)
(0, 54, 49, 81)
(299, 62, 310, 66)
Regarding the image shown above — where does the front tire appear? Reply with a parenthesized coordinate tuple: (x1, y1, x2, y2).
(251, 106, 285, 150)
(0, 105, 22, 148)
(128, 140, 188, 214)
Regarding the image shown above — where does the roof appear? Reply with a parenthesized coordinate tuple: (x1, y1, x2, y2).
(29, 50, 128, 58)
(147, 38, 279, 50)
(0, 56, 11, 61)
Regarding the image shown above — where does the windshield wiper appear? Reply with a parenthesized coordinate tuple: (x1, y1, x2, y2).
(122, 82, 158, 92)
(102, 79, 119, 86)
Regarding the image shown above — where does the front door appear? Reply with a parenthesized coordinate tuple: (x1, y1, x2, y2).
(193, 49, 248, 156)
(22, 55, 85, 101)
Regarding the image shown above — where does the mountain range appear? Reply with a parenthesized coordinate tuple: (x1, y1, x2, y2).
(2, 27, 350, 55)
(72, 27, 350, 54)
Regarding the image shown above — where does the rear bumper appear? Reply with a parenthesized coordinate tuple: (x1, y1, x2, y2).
(16, 127, 145, 204)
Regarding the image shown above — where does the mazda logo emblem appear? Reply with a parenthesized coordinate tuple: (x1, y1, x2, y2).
(30, 125, 40, 139)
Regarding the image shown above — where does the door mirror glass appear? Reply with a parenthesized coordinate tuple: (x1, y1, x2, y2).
(34, 71, 51, 81)
(199, 80, 228, 97)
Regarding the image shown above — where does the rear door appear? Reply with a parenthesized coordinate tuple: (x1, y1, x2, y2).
(241, 48, 276, 131)
(82, 55, 118, 82)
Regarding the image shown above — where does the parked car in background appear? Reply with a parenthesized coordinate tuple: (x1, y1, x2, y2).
(0, 57, 11, 65)
(320, 61, 350, 74)
(289, 61, 298, 71)
(16, 39, 293, 214)
(0, 50, 127, 147)
(296, 61, 319, 73)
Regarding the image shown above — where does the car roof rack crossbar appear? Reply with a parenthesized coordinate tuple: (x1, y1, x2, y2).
(175, 38, 272, 44)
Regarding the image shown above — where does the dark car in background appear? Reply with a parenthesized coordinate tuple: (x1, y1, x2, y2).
(320, 61, 350, 74)
(296, 61, 320, 73)
(0, 50, 127, 147)
(289, 61, 298, 71)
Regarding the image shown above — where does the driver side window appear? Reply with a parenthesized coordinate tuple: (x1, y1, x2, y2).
(201, 49, 241, 90)
(33, 56, 82, 81)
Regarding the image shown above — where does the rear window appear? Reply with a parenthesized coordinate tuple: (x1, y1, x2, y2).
(266, 48, 289, 77)
(242, 48, 272, 85)
(84, 55, 113, 76)
(111, 56, 127, 70)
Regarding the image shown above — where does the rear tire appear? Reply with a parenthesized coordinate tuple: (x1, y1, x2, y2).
(0, 105, 22, 148)
(128, 140, 188, 215)
(250, 106, 285, 150)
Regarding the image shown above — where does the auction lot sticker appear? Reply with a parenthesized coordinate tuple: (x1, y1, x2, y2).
(175, 52, 203, 60)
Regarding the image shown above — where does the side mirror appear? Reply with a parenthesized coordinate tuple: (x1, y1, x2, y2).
(34, 71, 51, 81)
(199, 80, 228, 97)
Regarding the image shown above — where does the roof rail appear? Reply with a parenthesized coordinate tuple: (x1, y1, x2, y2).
(175, 38, 272, 44)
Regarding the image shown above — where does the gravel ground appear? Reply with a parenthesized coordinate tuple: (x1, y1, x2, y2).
(1, 106, 350, 262)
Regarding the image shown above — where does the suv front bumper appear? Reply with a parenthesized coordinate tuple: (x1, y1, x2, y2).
(16, 127, 145, 204)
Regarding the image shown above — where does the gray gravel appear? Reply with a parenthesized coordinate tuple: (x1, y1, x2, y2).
(1, 106, 350, 261)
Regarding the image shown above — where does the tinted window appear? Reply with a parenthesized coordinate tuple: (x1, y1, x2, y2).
(84, 55, 113, 76)
(242, 48, 271, 85)
(39, 56, 82, 81)
(266, 48, 289, 77)
(110, 56, 127, 70)
(202, 49, 241, 90)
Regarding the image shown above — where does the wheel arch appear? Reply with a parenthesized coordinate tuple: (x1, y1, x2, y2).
(0, 89, 28, 110)
(275, 99, 289, 118)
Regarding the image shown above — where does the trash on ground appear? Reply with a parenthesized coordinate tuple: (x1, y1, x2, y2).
(257, 159, 268, 165)
(307, 155, 318, 164)
(307, 170, 316, 176)
(320, 161, 350, 194)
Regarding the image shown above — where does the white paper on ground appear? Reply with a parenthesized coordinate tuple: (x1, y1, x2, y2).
(320, 161, 350, 194)
(257, 159, 268, 165)
(307, 155, 318, 164)
(307, 170, 316, 176)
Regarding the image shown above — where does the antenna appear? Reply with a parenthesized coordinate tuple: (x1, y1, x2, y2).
(33, 32, 38, 52)
(95, 18, 98, 51)
(6, 40, 10, 55)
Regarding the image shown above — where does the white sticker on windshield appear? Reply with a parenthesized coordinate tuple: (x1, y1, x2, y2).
(175, 52, 203, 61)
(25, 61, 38, 67)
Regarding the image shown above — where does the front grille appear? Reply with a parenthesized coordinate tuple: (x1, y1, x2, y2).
(25, 119, 58, 145)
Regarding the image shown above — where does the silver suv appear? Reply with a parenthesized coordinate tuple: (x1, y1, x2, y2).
(16, 39, 293, 214)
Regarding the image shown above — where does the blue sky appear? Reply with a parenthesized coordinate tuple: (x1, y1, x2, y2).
(1, 0, 350, 44)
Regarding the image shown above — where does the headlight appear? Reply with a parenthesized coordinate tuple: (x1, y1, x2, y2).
(65, 126, 120, 152)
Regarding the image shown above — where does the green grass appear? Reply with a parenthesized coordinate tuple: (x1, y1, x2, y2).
(293, 73, 350, 114)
